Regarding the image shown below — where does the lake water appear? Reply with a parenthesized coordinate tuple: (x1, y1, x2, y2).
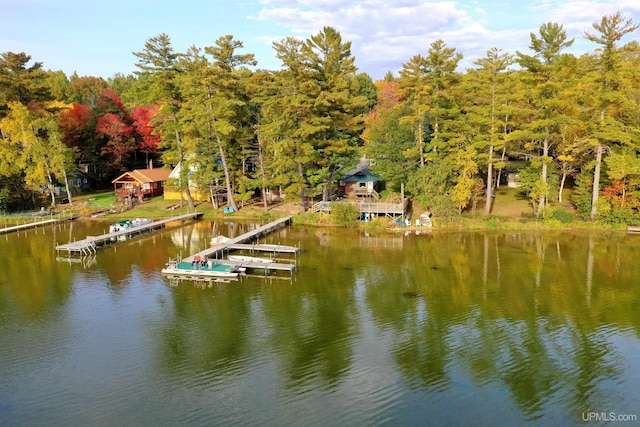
(1, 218, 639, 426)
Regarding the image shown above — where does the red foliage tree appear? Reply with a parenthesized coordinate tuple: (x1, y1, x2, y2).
(375, 80, 404, 111)
(96, 113, 134, 167)
(603, 180, 626, 206)
(59, 103, 93, 148)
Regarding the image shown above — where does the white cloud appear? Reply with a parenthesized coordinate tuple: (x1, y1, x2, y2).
(256, 1, 477, 78)
(253, 0, 640, 79)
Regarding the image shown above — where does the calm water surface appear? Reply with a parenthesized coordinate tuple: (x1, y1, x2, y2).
(1, 219, 639, 426)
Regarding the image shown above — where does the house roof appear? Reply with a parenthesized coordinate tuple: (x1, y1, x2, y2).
(342, 168, 381, 183)
(112, 168, 171, 184)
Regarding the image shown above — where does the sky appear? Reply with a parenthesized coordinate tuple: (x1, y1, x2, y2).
(2, 0, 640, 81)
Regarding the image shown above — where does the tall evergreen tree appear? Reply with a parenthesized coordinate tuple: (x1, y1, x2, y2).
(0, 52, 51, 116)
(179, 36, 257, 212)
(133, 33, 195, 208)
(515, 23, 575, 215)
(584, 13, 639, 219)
(256, 37, 315, 210)
(302, 27, 368, 201)
(470, 47, 515, 214)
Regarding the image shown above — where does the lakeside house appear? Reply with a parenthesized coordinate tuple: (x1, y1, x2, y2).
(112, 167, 171, 202)
(338, 164, 382, 199)
(163, 161, 211, 202)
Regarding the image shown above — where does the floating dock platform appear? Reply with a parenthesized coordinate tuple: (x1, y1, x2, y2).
(162, 216, 298, 281)
(55, 212, 203, 256)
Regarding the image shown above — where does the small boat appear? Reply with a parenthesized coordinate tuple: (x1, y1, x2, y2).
(109, 218, 153, 240)
(626, 225, 640, 233)
(418, 213, 433, 227)
(210, 235, 230, 246)
(228, 255, 273, 264)
(109, 218, 152, 233)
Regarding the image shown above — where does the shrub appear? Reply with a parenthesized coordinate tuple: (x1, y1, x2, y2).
(292, 212, 321, 225)
(547, 208, 574, 224)
(598, 205, 638, 226)
(0, 188, 10, 213)
(364, 216, 388, 230)
(331, 202, 360, 228)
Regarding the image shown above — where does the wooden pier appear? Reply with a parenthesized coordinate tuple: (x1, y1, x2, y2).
(185, 216, 297, 262)
(55, 212, 203, 256)
(162, 216, 298, 280)
(1, 216, 76, 234)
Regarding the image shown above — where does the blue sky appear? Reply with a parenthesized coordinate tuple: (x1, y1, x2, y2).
(2, 0, 639, 81)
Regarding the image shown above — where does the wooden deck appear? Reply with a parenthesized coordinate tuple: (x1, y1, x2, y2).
(312, 200, 406, 218)
(55, 212, 203, 255)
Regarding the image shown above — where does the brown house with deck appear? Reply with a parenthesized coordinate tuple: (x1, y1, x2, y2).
(338, 167, 382, 199)
(112, 168, 171, 202)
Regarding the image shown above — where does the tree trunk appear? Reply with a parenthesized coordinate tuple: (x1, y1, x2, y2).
(537, 136, 549, 215)
(485, 145, 494, 215)
(417, 109, 425, 168)
(174, 126, 195, 209)
(45, 165, 56, 207)
(63, 169, 73, 205)
(257, 139, 269, 212)
(214, 132, 238, 212)
(590, 143, 603, 220)
(298, 162, 306, 212)
(559, 172, 566, 203)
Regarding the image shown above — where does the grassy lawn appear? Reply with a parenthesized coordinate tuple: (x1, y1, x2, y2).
(82, 191, 116, 209)
(489, 186, 531, 217)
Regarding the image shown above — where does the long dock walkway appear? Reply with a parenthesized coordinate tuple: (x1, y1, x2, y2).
(55, 212, 203, 255)
(1, 216, 76, 234)
(184, 216, 296, 263)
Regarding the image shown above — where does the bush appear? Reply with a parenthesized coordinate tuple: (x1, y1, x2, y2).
(0, 188, 10, 213)
(331, 202, 360, 228)
(292, 212, 321, 225)
(546, 208, 574, 224)
(364, 216, 388, 230)
(597, 205, 639, 225)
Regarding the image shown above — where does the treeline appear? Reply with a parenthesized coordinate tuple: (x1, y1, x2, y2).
(1, 12, 639, 223)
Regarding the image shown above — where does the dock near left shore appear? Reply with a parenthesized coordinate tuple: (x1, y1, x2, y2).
(55, 212, 203, 256)
(1, 216, 77, 234)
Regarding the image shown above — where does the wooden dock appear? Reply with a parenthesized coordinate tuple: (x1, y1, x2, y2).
(1, 216, 76, 234)
(55, 212, 203, 256)
(163, 216, 298, 280)
(184, 216, 297, 262)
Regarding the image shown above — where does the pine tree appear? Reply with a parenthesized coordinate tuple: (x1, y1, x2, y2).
(133, 33, 195, 209)
(515, 23, 575, 215)
(469, 47, 515, 214)
(584, 13, 639, 219)
(302, 27, 368, 201)
(0, 52, 51, 116)
(179, 36, 257, 212)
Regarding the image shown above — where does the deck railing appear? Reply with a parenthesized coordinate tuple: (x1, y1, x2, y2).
(311, 201, 404, 217)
